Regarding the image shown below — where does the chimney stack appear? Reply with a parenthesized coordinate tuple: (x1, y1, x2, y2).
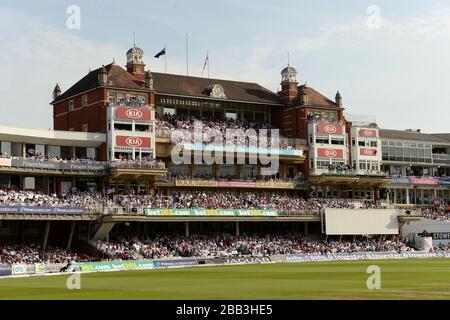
(98, 65, 108, 85)
(145, 70, 153, 90)
(335, 91, 343, 108)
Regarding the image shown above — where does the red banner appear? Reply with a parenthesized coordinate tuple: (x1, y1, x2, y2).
(317, 148, 344, 158)
(359, 129, 378, 137)
(316, 124, 344, 135)
(116, 136, 151, 148)
(410, 178, 439, 185)
(116, 107, 152, 120)
(359, 148, 378, 156)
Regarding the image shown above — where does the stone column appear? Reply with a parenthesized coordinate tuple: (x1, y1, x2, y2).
(66, 221, 76, 250)
(42, 221, 51, 251)
(185, 221, 190, 238)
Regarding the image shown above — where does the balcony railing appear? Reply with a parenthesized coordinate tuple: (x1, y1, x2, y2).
(0, 156, 166, 172)
(433, 153, 450, 164)
(0, 157, 107, 172)
(310, 167, 388, 177)
(98, 206, 321, 217)
(156, 129, 306, 145)
(156, 129, 172, 138)
(156, 129, 306, 154)
(172, 177, 306, 189)
(109, 161, 165, 169)
(109, 101, 148, 108)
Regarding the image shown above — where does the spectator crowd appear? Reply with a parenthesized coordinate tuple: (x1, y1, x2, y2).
(0, 188, 391, 213)
(111, 155, 165, 169)
(0, 189, 104, 211)
(95, 234, 415, 260)
(103, 192, 386, 213)
(156, 114, 299, 150)
(0, 188, 447, 220)
(421, 206, 450, 221)
(0, 243, 83, 264)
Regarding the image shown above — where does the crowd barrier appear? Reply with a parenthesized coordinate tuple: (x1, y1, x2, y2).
(1, 251, 449, 278)
(0, 262, 66, 277)
(0, 205, 85, 215)
(281, 251, 450, 263)
(143, 208, 278, 217)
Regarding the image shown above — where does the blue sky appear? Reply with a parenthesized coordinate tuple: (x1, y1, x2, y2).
(0, 1, 449, 132)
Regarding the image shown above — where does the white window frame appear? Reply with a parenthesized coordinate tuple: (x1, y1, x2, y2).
(68, 99, 74, 112)
(82, 95, 88, 107)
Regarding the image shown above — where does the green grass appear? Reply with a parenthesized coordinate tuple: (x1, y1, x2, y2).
(1, 259, 450, 299)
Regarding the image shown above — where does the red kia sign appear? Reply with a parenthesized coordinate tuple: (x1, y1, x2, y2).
(116, 107, 152, 120)
(116, 136, 151, 148)
(316, 124, 343, 135)
(359, 129, 377, 137)
(360, 148, 378, 156)
(317, 148, 344, 158)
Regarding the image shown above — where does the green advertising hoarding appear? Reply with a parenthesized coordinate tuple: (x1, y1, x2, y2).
(71, 260, 154, 272)
(143, 208, 278, 217)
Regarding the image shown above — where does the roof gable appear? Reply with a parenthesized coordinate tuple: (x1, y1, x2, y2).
(298, 85, 338, 107)
(51, 64, 146, 104)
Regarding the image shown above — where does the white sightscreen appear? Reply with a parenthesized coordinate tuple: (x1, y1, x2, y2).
(325, 209, 399, 235)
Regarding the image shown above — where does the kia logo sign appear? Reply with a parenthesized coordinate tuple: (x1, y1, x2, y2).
(317, 124, 342, 135)
(318, 148, 342, 158)
(324, 125, 337, 134)
(116, 107, 151, 120)
(116, 135, 151, 148)
(360, 129, 376, 137)
(324, 149, 337, 157)
(360, 148, 376, 156)
(125, 109, 143, 119)
(125, 137, 143, 147)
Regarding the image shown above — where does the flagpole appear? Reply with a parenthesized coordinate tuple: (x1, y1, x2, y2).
(164, 44, 167, 73)
(207, 50, 210, 79)
(185, 33, 189, 76)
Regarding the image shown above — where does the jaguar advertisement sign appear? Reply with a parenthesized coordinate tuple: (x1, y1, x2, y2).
(317, 148, 344, 158)
(316, 124, 343, 135)
(115, 135, 151, 148)
(224, 257, 272, 264)
(116, 107, 152, 120)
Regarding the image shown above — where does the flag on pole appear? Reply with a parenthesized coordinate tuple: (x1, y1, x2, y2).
(201, 52, 209, 77)
(154, 47, 166, 58)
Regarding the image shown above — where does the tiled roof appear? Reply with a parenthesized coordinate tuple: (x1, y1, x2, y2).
(51, 64, 146, 103)
(52, 64, 283, 105)
(299, 85, 338, 107)
(151, 72, 283, 105)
